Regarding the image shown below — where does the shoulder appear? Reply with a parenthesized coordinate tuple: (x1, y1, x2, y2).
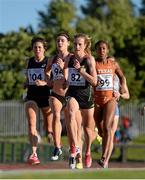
(86, 55, 95, 64)
(27, 57, 34, 65)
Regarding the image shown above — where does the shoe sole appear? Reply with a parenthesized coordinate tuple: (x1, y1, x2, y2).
(28, 161, 40, 165)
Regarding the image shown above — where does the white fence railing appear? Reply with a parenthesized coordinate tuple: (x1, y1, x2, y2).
(0, 101, 144, 137)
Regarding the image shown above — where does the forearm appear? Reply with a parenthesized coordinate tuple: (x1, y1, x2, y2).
(78, 67, 97, 86)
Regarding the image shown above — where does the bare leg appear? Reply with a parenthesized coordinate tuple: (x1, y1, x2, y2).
(25, 101, 39, 155)
(102, 99, 117, 167)
(49, 96, 63, 148)
(105, 115, 119, 163)
(66, 97, 80, 155)
(42, 106, 53, 143)
(82, 108, 95, 155)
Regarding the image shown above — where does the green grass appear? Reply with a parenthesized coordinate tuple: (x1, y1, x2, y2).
(1, 169, 145, 179)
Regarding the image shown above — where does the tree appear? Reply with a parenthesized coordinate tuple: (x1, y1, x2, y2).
(140, 0, 145, 15)
(78, 0, 145, 100)
(0, 29, 32, 100)
(38, 0, 76, 34)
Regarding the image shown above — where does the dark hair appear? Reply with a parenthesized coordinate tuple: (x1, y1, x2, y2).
(56, 32, 70, 41)
(31, 37, 48, 50)
(94, 40, 110, 50)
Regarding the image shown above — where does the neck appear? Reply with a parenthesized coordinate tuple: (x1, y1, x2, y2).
(75, 52, 86, 62)
(35, 55, 45, 62)
(98, 55, 108, 63)
(58, 50, 69, 59)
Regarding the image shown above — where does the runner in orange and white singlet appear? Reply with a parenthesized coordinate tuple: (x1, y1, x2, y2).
(94, 57, 116, 106)
(94, 40, 126, 168)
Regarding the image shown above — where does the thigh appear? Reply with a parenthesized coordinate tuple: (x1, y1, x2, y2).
(49, 96, 63, 114)
(103, 99, 117, 129)
(25, 100, 38, 127)
(94, 104, 103, 126)
(81, 108, 95, 128)
(41, 106, 53, 131)
(66, 97, 79, 113)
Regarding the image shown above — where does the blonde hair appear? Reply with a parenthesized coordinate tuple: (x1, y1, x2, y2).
(74, 33, 92, 55)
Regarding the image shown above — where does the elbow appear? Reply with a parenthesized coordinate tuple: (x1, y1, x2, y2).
(127, 94, 130, 99)
(124, 94, 130, 100)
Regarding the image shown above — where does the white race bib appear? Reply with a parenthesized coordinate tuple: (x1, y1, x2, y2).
(51, 64, 64, 80)
(27, 68, 45, 85)
(68, 68, 85, 86)
(96, 74, 113, 90)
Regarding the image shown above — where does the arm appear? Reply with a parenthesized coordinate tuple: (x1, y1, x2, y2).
(120, 78, 130, 99)
(114, 77, 130, 100)
(35, 58, 53, 87)
(23, 60, 29, 89)
(74, 56, 97, 86)
(114, 61, 126, 94)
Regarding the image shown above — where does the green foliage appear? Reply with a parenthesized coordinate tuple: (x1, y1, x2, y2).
(38, 0, 76, 34)
(0, 0, 145, 100)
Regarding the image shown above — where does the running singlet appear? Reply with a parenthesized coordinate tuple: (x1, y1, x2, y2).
(26, 56, 51, 97)
(94, 58, 116, 105)
(67, 55, 90, 88)
(66, 55, 94, 109)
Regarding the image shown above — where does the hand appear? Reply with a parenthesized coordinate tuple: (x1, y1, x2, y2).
(113, 91, 120, 101)
(35, 79, 47, 86)
(56, 58, 65, 69)
(73, 59, 81, 70)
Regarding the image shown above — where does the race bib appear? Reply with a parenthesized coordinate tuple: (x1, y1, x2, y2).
(68, 68, 85, 86)
(96, 74, 113, 90)
(27, 68, 45, 85)
(52, 64, 64, 80)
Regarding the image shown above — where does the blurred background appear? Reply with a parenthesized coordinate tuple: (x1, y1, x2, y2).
(0, 0, 145, 164)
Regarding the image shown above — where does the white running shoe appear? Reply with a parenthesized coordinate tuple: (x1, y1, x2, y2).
(51, 147, 62, 161)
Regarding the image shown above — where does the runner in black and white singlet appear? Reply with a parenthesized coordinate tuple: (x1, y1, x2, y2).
(65, 33, 97, 169)
(25, 37, 53, 165)
(67, 55, 94, 109)
(26, 56, 51, 106)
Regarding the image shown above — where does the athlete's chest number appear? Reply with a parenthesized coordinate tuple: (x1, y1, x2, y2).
(99, 78, 110, 87)
(54, 67, 63, 75)
(29, 73, 42, 81)
(71, 73, 81, 81)
(27, 68, 45, 84)
(96, 74, 113, 90)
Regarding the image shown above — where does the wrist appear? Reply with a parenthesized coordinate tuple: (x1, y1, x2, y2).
(78, 66, 83, 73)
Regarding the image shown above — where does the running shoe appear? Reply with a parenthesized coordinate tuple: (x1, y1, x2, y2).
(98, 157, 105, 168)
(85, 154, 92, 168)
(76, 162, 83, 169)
(69, 156, 76, 169)
(27, 153, 40, 165)
(96, 135, 102, 145)
(51, 147, 62, 161)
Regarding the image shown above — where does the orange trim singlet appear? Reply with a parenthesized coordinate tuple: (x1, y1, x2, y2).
(94, 59, 116, 106)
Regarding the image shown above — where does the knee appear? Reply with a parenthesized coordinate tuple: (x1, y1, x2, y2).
(53, 111, 61, 122)
(104, 126, 112, 135)
(68, 110, 76, 120)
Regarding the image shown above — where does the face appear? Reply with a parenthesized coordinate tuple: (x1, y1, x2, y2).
(32, 41, 45, 59)
(74, 37, 86, 55)
(56, 36, 69, 51)
(96, 43, 109, 59)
